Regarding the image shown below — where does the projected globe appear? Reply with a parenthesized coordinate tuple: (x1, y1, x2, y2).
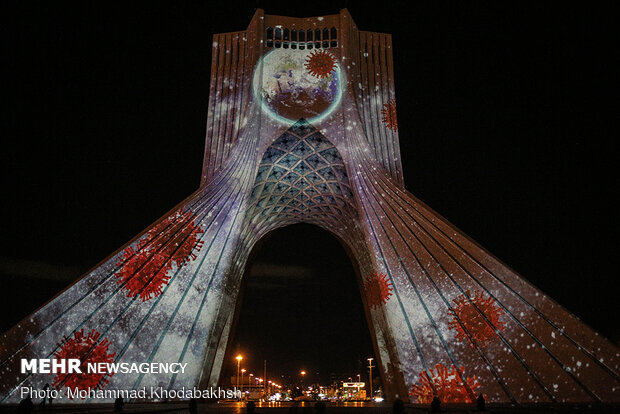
(253, 48, 343, 124)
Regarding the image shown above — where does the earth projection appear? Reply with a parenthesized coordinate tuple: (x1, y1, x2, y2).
(253, 48, 343, 124)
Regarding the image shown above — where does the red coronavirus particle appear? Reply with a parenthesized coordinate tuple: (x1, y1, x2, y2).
(115, 210, 204, 301)
(448, 290, 506, 348)
(365, 272, 394, 309)
(409, 363, 480, 404)
(305, 50, 337, 78)
(52, 329, 116, 394)
(381, 99, 398, 131)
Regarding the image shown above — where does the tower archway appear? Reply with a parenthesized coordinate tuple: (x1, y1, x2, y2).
(224, 222, 376, 395)
(195, 119, 409, 399)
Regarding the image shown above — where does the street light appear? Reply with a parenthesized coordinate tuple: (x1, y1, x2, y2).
(367, 358, 374, 400)
(241, 369, 246, 397)
(357, 374, 361, 397)
(249, 373, 254, 391)
(235, 355, 243, 400)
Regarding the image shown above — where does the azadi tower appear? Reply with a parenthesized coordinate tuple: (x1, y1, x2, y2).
(1, 9, 618, 405)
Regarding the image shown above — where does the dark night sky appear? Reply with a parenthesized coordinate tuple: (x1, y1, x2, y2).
(2, 1, 618, 385)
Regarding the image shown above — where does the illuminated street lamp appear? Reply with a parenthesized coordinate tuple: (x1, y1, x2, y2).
(236, 355, 243, 400)
(249, 373, 254, 390)
(357, 374, 361, 397)
(367, 358, 374, 400)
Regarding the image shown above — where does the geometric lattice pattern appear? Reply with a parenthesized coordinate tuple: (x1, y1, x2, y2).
(247, 119, 356, 232)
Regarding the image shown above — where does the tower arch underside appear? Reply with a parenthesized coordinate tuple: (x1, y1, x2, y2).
(244, 119, 359, 242)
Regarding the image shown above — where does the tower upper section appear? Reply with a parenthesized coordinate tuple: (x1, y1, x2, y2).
(202, 9, 403, 188)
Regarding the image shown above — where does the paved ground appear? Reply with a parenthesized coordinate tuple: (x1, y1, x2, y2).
(0, 401, 618, 414)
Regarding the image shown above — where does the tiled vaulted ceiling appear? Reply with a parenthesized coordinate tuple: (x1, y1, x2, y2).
(246, 119, 357, 235)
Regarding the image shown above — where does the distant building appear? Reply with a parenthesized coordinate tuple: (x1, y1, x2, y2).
(343, 382, 366, 400)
